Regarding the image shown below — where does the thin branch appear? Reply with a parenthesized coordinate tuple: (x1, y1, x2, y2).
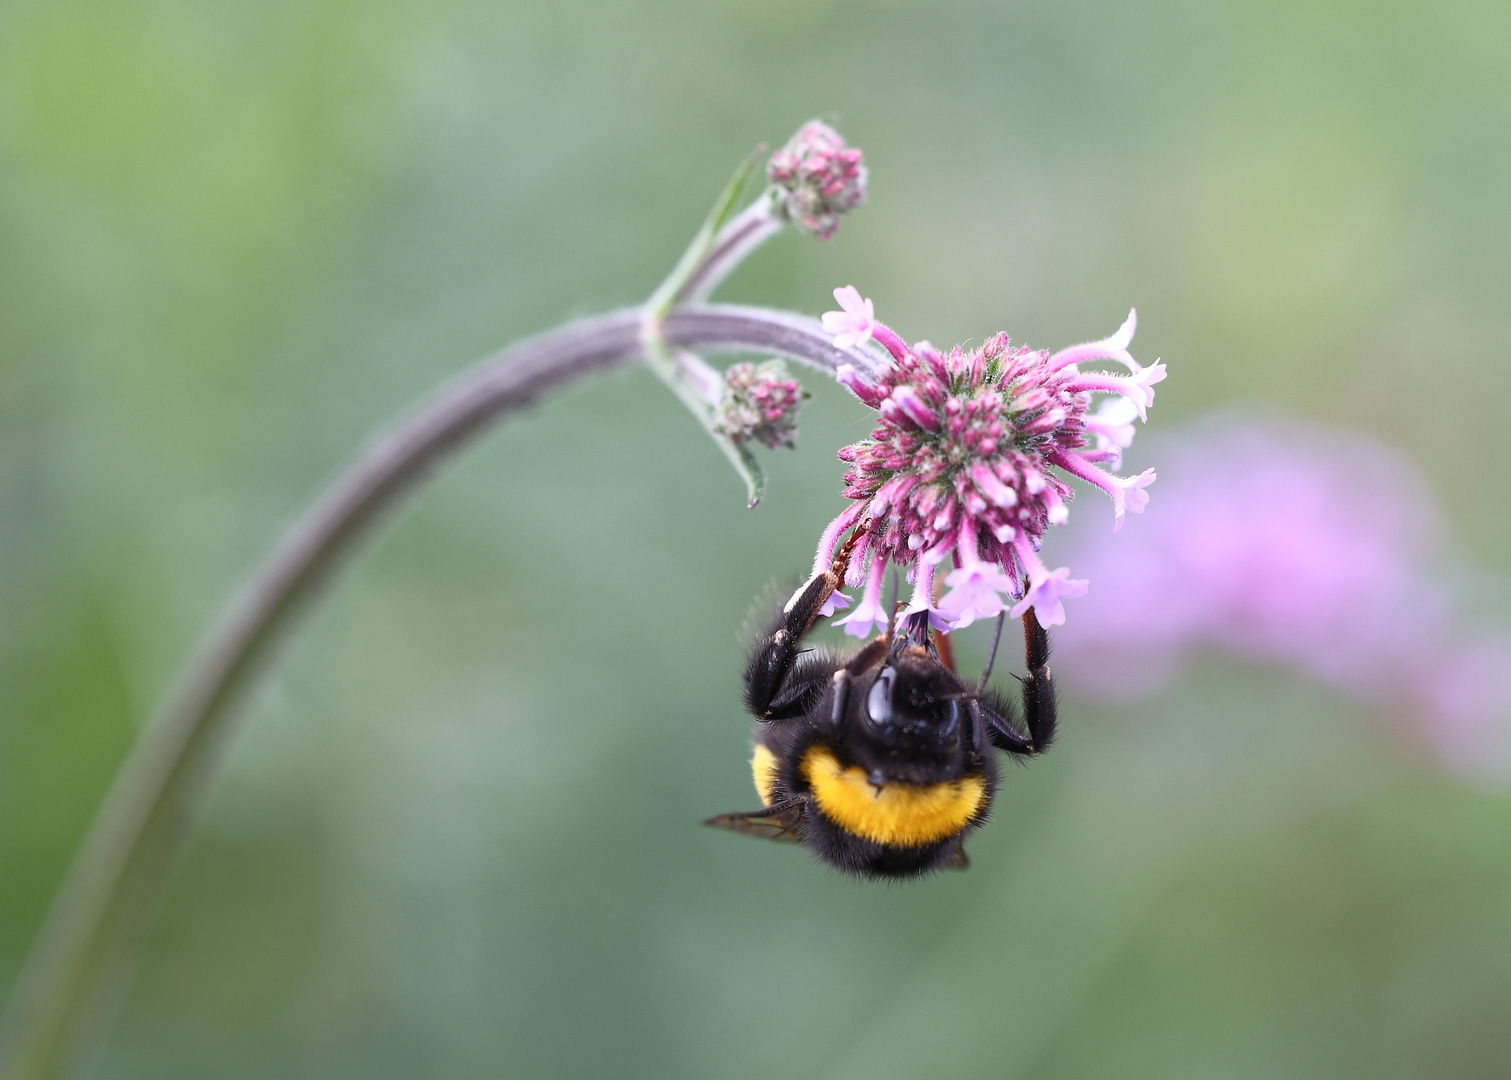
(672, 197, 782, 306)
(0, 304, 864, 1080)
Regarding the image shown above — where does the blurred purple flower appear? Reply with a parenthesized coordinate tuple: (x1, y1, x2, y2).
(1055, 415, 1511, 779)
(1424, 635, 1511, 779)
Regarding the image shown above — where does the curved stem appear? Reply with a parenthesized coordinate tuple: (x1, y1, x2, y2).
(673, 196, 782, 306)
(0, 304, 862, 1080)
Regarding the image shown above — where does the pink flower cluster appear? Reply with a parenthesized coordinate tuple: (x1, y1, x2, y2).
(1052, 416, 1511, 780)
(804, 286, 1165, 635)
(766, 121, 868, 241)
(714, 360, 809, 450)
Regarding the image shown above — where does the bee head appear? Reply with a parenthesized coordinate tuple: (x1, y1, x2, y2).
(861, 660, 964, 747)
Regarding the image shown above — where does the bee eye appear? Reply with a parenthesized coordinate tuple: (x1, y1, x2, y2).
(935, 697, 960, 736)
(866, 668, 895, 728)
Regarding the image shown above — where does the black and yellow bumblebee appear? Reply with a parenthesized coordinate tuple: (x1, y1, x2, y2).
(705, 539, 1056, 880)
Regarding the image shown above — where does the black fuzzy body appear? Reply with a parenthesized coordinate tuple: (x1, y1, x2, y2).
(707, 572, 1056, 881)
(753, 663, 1002, 878)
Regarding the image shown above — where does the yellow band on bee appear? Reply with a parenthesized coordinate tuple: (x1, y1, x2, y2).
(801, 744, 985, 848)
(751, 743, 780, 807)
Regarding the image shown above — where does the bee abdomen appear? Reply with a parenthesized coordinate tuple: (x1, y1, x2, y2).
(799, 744, 986, 848)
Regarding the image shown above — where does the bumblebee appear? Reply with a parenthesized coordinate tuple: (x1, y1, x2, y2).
(705, 542, 1056, 880)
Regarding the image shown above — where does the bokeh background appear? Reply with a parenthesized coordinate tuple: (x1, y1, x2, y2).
(4, 0, 1511, 1076)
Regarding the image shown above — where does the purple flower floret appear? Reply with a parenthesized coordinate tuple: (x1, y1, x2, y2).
(804, 286, 1164, 633)
(766, 121, 868, 241)
(714, 360, 809, 450)
(936, 519, 1018, 626)
(833, 550, 891, 638)
(821, 285, 878, 350)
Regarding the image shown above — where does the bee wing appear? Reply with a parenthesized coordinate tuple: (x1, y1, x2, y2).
(703, 803, 803, 843)
(942, 845, 971, 871)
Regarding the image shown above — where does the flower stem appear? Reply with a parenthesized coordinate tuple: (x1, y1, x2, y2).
(0, 304, 863, 1080)
(643, 146, 767, 320)
(640, 148, 790, 507)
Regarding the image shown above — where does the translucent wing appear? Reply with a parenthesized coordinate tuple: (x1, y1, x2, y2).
(942, 845, 971, 871)
(703, 803, 803, 843)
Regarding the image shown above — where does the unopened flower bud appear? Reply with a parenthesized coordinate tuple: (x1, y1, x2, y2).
(714, 360, 810, 450)
(767, 121, 868, 240)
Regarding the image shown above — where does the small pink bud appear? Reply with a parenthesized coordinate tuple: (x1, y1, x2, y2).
(767, 120, 868, 240)
(889, 386, 941, 432)
(835, 364, 886, 408)
(969, 463, 1018, 507)
(713, 360, 808, 450)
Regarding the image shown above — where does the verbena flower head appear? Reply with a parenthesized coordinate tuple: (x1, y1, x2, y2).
(714, 360, 809, 450)
(806, 286, 1165, 633)
(766, 121, 867, 240)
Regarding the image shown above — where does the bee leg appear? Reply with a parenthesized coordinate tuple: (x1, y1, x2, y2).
(978, 700, 1035, 757)
(744, 572, 838, 719)
(1018, 607, 1057, 753)
(746, 527, 868, 721)
(763, 664, 835, 721)
(978, 611, 1056, 757)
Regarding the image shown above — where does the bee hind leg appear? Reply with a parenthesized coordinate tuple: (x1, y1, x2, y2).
(979, 701, 1034, 756)
(1018, 607, 1057, 753)
(977, 609, 1056, 757)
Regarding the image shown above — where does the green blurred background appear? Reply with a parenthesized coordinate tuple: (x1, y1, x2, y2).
(3, 0, 1511, 1076)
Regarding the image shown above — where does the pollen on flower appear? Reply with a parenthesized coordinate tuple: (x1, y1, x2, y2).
(801, 288, 1163, 631)
(766, 121, 868, 240)
(713, 360, 810, 450)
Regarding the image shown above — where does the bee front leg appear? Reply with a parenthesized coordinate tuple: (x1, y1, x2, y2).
(744, 572, 839, 720)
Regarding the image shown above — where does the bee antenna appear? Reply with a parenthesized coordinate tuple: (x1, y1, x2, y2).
(882, 566, 901, 648)
(975, 611, 1007, 694)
